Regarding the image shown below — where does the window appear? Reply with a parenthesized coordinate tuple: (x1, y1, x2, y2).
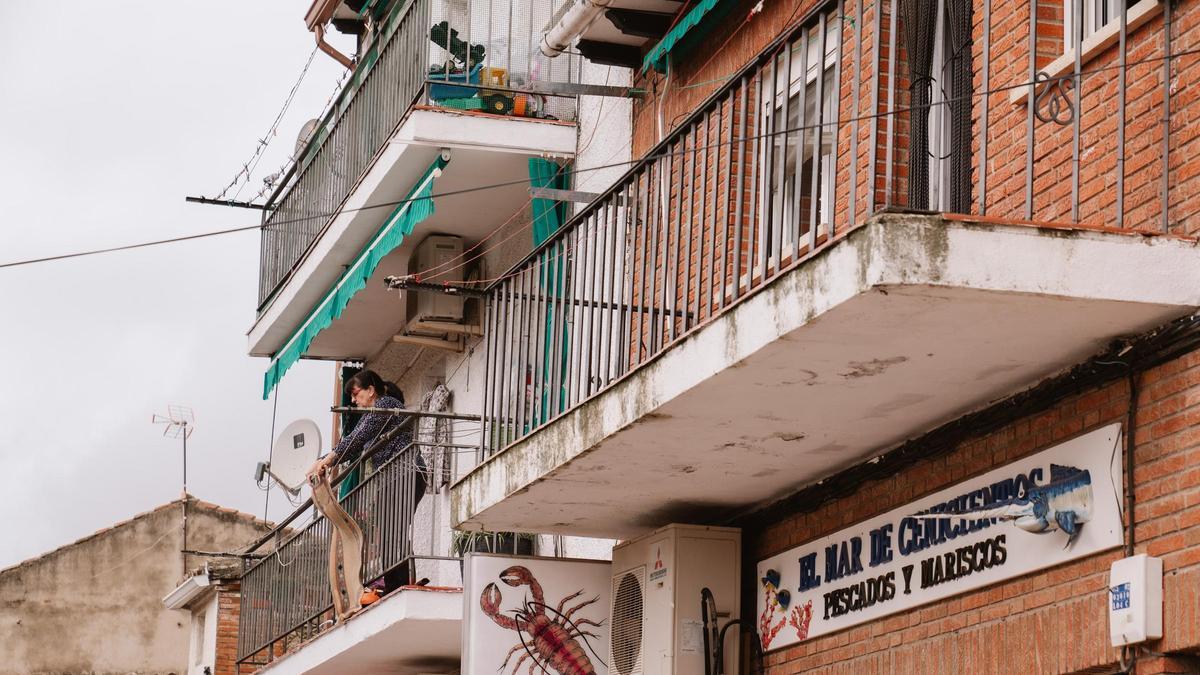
(757, 12, 839, 267)
(1064, 0, 1133, 46)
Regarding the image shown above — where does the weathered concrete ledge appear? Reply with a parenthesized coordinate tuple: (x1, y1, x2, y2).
(452, 213, 1200, 538)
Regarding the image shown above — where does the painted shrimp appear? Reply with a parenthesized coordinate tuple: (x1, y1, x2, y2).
(480, 565, 604, 675)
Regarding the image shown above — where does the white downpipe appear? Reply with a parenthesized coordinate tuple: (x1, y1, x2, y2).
(540, 0, 614, 58)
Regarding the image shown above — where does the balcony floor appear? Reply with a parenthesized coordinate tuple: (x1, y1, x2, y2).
(451, 214, 1200, 539)
(254, 586, 462, 675)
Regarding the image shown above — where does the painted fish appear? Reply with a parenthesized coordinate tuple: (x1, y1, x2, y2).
(952, 464, 1094, 546)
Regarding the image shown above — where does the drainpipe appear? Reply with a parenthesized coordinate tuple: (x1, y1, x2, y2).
(540, 0, 613, 58)
(315, 23, 355, 69)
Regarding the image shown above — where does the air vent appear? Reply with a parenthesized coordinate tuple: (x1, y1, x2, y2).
(610, 566, 645, 675)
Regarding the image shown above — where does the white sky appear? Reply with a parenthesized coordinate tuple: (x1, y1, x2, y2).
(0, 2, 362, 568)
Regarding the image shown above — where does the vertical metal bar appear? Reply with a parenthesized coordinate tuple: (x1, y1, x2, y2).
(1116, 0, 1127, 227)
(699, 113, 712, 322)
(794, 28, 810, 259)
(750, 70, 766, 288)
(603, 197, 619, 385)
(514, 266, 530, 437)
(678, 131, 692, 336)
(775, 45, 791, 273)
(586, 213, 601, 397)
(582, 214, 598, 398)
(623, 177, 640, 374)
(499, 282, 514, 447)
(850, 0, 863, 227)
(1161, 0, 1172, 232)
(646, 158, 662, 355)
(507, 0, 514, 76)
(718, 95, 732, 312)
(672, 135, 681, 338)
(869, 0, 882, 214)
(830, 0, 844, 236)
(766, 52, 781, 277)
(567, 225, 584, 405)
(978, 0, 991, 215)
(479, 296, 495, 458)
(732, 78, 748, 301)
(1025, 0, 1037, 220)
(635, 168, 651, 365)
(1071, 0, 1082, 222)
(531, 248, 547, 428)
(477, 296, 492, 454)
(884, 0, 897, 207)
(810, 14, 827, 250)
(549, 238, 566, 416)
(508, 272, 523, 441)
(662, 145, 672, 345)
(686, 121, 699, 328)
(700, 109, 710, 319)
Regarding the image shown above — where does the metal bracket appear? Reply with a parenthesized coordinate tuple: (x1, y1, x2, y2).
(529, 186, 601, 203)
(520, 80, 645, 99)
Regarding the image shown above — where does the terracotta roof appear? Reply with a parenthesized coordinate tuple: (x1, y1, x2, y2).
(0, 494, 274, 576)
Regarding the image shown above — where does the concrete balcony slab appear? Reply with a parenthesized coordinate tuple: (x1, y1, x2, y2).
(254, 586, 462, 675)
(451, 214, 1200, 539)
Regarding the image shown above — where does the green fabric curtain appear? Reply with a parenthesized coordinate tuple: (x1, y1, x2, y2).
(262, 154, 450, 399)
(642, 0, 733, 73)
(529, 158, 570, 426)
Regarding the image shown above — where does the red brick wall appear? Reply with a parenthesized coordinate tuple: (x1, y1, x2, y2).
(745, 347, 1200, 673)
(629, 0, 1199, 235)
(214, 582, 242, 675)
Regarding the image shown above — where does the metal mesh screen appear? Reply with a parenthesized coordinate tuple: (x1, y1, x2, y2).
(610, 567, 646, 675)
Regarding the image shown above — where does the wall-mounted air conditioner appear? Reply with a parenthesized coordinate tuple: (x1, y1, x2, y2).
(609, 524, 741, 675)
(409, 234, 465, 328)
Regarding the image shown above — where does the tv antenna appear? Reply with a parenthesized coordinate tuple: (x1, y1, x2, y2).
(256, 419, 322, 498)
(152, 405, 195, 570)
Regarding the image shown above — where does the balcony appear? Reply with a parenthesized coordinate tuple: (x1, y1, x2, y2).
(450, 1, 1200, 538)
(251, 0, 580, 366)
(233, 414, 546, 674)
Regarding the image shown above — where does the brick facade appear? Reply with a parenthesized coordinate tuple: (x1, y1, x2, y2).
(631, 0, 1199, 236)
(740, 346, 1200, 673)
(214, 582, 241, 675)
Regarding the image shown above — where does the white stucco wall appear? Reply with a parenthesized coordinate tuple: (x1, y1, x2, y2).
(186, 592, 218, 675)
(572, 62, 634, 202)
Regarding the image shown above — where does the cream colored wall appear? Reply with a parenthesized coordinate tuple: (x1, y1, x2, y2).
(0, 503, 270, 675)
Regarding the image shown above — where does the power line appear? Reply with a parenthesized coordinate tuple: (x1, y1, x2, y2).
(3, 45, 1198, 272)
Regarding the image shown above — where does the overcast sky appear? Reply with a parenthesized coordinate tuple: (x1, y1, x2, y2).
(0, 2, 361, 568)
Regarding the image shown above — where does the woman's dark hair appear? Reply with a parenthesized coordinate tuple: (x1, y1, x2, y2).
(344, 369, 405, 405)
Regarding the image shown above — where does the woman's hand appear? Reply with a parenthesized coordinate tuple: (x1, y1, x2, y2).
(307, 454, 335, 481)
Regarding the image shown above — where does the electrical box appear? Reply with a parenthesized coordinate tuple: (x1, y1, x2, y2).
(1108, 554, 1163, 647)
(610, 524, 740, 675)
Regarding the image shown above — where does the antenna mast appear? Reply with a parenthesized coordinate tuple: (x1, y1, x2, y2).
(152, 405, 195, 575)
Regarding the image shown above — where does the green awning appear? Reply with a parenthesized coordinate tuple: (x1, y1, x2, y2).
(642, 0, 732, 73)
(528, 158, 570, 426)
(262, 154, 450, 399)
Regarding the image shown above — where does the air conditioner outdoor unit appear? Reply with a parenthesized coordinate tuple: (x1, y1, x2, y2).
(609, 524, 741, 675)
(410, 234, 464, 327)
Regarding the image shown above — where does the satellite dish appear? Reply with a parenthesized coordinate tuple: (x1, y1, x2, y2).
(295, 119, 320, 157)
(263, 419, 322, 495)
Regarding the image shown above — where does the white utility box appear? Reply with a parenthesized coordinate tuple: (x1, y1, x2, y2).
(610, 524, 741, 675)
(410, 234, 464, 323)
(1108, 554, 1163, 647)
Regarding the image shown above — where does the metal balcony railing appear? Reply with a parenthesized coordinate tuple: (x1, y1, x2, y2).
(477, 0, 1187, 456)
(257, 0, 579, 311)
(235, 442, 428, 668)
(234, 407, 534, 671)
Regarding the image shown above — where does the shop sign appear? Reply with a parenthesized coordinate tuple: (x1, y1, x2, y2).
(756, 423, 1124, 650)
